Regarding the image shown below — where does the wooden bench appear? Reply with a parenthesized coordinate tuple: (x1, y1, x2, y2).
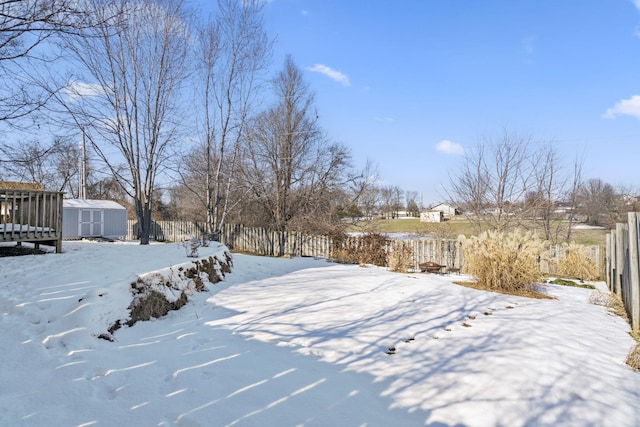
(419, 261, 445, 274)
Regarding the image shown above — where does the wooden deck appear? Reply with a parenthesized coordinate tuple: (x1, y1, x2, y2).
(0, 189, 64, 253)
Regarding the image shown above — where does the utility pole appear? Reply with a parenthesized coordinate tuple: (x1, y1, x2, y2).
(79, 129, 87, 199)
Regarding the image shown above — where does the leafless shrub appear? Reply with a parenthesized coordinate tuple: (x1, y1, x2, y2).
(330, 232, 389, 266)
(388, 241, 414, 273)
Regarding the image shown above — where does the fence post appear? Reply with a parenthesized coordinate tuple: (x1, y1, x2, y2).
(605, 232, 611, 289)
(615, 223, 626, 296)
(628, 212, 640, 331)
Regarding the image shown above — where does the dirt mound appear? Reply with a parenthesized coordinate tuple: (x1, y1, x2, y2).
(100, 250, 233, 341)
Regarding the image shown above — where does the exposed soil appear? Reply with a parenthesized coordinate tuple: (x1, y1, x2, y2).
(0, 245, 47, 257)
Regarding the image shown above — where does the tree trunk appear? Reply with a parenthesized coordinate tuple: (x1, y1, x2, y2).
(135, 197, 152, 245)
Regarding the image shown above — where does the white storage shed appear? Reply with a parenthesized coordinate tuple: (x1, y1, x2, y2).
(420, 211, 444, 223)
(63, 199, 127, 240)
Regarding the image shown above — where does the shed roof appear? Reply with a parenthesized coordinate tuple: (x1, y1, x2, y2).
(63, 199, 126, 210)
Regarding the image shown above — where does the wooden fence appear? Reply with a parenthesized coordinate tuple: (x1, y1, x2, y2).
(127, 219, 207, 242)
(606, 212, 640, 331)
(127, 220, 603, 277)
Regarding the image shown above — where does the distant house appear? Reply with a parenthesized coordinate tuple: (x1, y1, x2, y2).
(63, 199, 127, 240)
(429, 203, 461, 219)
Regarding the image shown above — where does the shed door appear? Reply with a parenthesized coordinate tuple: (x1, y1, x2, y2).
(79, 209, 103, 237)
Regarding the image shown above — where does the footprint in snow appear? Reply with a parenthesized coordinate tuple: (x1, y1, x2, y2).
(385, 336, 416, 355)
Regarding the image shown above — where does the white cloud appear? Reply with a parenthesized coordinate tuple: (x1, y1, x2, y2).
(632, 0, 640, 10)
(436, 139, 464, 155)
(603, 95, 640, 119)
(63, 81, 104, 102)
(306, 64, 351, 87)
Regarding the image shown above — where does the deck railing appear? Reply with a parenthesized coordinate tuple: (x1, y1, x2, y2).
(0, 189, 64, 252)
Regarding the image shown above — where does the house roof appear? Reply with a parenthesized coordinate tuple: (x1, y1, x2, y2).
(0, 181, 42, 190)
(430, 203, 456, 210)
(63, 199, 126, 210)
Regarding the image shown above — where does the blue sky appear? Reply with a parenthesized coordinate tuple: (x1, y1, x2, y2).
(224, 1, 640, 205)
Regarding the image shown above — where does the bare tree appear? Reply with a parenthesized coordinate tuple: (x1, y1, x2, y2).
(178, 0, 270, 236)
(58, 0, 192, 244)
(406, 190, 419, 217)
(379, 186, 393, 219)
(563, 155, 583, 242)
(449, 132, 587, 241)
(347, 159, 380, 220)
(0, 0, 107, 123)
(242, 55, 350, 250)
(379, 185, 403, 219)
(87, 173, 128, 203)
(576, 178, 628, 228)
(526, 144, 584, 242)
(0, 136, 80, 192)
(448, 131, 534, 232)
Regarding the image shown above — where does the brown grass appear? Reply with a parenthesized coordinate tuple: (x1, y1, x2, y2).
(460, 230, 546, 293)
(453, 280, 554, 300)
(590, 290, 628, 320)
(589, 290, 640, 371)
(346, 217, 608, 246)
(387, 241, 414, 273)
(626, 339, 640, 371)
(555, 243, 600, 281)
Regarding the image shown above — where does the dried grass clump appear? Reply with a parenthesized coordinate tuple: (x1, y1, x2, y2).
(589, 290, 640, 371)
(590, 289, 635, 375)
(555, 243, 599, 281)
(590, 290, 629, 320)
(460, 230, 545, 292)
(626, 343, 640, 371)
(331, 248, 353, 264)
(388, 241, 414, 273)
(609, 296, 630, 320)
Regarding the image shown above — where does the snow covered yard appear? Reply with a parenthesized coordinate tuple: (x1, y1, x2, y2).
(0, 241, 638, 426)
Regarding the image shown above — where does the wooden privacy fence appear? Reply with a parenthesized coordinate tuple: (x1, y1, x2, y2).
(127, 219, 207, 242)
(128, 221, 602, 277)
(127, 221, 460, 268)
(606, 212, 640, 331)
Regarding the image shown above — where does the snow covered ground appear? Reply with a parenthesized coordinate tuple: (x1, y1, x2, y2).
(1, 240, 638, 426)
